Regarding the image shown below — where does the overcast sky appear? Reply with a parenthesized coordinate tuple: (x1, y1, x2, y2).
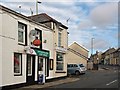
(1, 0, 119, 56)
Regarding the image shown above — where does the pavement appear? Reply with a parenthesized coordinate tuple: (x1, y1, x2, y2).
(15, 77, 79, 90)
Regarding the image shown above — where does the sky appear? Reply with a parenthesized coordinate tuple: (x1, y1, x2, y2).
(0, 0, 119, 56)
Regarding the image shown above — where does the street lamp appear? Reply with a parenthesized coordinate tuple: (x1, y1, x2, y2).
(36, 0, 42, 15)
(91, 38, 94, 55)
(91, 38, 94, 62)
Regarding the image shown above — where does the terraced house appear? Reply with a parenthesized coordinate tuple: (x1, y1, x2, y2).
(0, 5, 68, 89)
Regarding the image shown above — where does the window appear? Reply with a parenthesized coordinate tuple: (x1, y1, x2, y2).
(79, 64, 84, 67)
(56, 52, 64, 70)
(73, 64, 78, 67)
(67, 64, 70, 68)
(14, 53, 22, 75)
(58, 32, 61, 47)
(49, 59, 53, 70)
(18, 22, 26, 45)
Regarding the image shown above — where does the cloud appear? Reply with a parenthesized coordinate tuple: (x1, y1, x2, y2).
(2, 0, 119, 2)
(89, 2, 118, 28)
(78, 2, 118, 30)
(1, 1, 118, 53)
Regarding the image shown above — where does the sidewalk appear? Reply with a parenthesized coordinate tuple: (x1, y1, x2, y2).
(15, 77, 79, 90)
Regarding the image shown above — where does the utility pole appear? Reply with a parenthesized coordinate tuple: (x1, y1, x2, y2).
(91, 38, 94, 55)
(91, 38, 94, 62)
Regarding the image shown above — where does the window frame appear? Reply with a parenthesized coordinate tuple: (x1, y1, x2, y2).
(18, 22, 27, 46)
(56, 52, 64, 71)
(58, 31, 62, 47)
(14, 53, 22, 76)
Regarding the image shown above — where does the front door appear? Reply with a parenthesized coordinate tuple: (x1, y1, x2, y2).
(38, 57, 46, 83)
(26, 55, 35, 83)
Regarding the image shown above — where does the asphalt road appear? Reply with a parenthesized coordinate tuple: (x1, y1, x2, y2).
(49, 65, 119, 89)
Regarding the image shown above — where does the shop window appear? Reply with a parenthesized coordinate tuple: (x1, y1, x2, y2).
(49, 59, 53, 70)
(56, 53, 64, 70)
(14, 53, 22, 75)
(18, 22, 27, 45)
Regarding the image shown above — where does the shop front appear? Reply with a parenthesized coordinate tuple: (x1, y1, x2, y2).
(25, 47, 49, 84)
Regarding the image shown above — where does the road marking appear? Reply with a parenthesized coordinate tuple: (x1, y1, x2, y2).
(106, 80, 117, 86)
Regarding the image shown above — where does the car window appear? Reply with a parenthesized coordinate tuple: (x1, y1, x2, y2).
(73, 64, 78, 67)
(70, 64, 74, 67)
(79, 64, 84, 67)
(67, 64, 73, 67)
(67, 65, 70, 68)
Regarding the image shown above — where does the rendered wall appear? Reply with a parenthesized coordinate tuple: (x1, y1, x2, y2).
(66, 51, 87, 67)
(0, 9, 2, 87)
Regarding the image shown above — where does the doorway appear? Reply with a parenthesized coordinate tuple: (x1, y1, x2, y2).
(38, 57, 46, 83)
(26, 55, 35, 83)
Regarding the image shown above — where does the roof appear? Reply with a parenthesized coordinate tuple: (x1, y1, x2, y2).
(69, 42, 89, 52)
(113, 47, 120, 53)
(28, 13, 68, 29)
(102, 48, 116, 55)
(68, 48, 88, 59)
(0, 5, 51, 30)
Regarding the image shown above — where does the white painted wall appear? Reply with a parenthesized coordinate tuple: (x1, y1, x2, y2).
(42, 30, 54, 59)
(1, 13, 27, 86)
(1, 6, 68, 87)
(35, 56, 38, 81)
(42, 30, 54, 79)
(53, 25, 68, 78)
(0, 9, 2, 87)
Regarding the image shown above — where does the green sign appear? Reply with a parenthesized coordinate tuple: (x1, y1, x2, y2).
(34, 49, 49, 57)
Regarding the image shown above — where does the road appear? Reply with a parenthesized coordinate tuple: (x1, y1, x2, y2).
(49, 65, 119, 89)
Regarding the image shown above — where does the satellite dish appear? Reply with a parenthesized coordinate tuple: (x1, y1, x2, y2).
(29, 30, 37, 39)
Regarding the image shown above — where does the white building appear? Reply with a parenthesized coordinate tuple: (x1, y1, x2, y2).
(0, 5, 68, 89)
(29, 13, 68, 79)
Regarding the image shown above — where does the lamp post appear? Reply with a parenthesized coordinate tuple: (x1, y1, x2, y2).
(36, 0, 41, 15)
(91, 38, 94, 62)
(91, 38, 94, 55)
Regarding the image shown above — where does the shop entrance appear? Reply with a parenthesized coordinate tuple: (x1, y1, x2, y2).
(26, 55, 35, 83)
(38, 57, 46, 83)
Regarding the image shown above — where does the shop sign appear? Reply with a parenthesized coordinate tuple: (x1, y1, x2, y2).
(34, 49, 49, 57)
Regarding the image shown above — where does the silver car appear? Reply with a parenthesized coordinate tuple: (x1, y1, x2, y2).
(67, 64, 86, 75)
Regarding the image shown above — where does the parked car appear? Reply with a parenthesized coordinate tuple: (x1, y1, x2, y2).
(67, 64, 86, 75)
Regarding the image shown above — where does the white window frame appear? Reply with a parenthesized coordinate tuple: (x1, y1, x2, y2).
(18, 22, 26, 45)
(14, 53, 22, 76)
(58, 31, 62, 47)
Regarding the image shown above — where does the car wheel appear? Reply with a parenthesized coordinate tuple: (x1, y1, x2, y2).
(75, 71, 80, 75)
